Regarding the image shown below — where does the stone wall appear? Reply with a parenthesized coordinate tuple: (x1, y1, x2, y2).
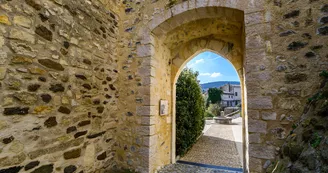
(0, 0, 118, 172)
(116, 0, 328, 173)
(1, 0, 328, 173)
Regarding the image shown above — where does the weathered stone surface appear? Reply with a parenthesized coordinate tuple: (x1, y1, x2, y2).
(87, 131, 106, 139)
(97, 151, 107, 160)
(249, 133, 262, 144)
(318, 26, 328, 35)
(11, 56, 33, 64)
(249, 119, 267, 134)
(28, 138, 83, 159)
(0, 15, 11, 25)
(41, 94, 52, 103)
(78, 120, 91, 127)
(284, 10, 300, 19)
(75, 74, 87, 80)
(64, 165, 77, 173)
(35, 26, 52, 41)
(10, 29, 35, 43)
(248, 97, 273, 109)
(64, 148, 81, 160)
(31, 164, 53, 173)
(28, 84, 41, 92)
(38, 59, 64, 71)
(0, 67, 6, 80)
(58, 106, 71, 114)
(84, 144, 95, 169)
(320, 16, 328, 25)
(44, 117, 57, 128)
(262, 112, 277, 120)
(74, 131, 88, 138)
(4, 107, 29, 115)
(249, 144, 275, 159)
(322, 5, 328, 13)
(2, 136, 14, 144)
(279, 30, 295, 37)
(25, 0, 42, 10)
(287, 41, 308, 51)
(0, 166, 23, 173)
(13, 16, 32, 28)
(25, 161, 40, 171)
(285, 73, 307, 84)
(49, 84, 65, 92)
(67, 126, 77, 134)
(13, 92, 38, 104)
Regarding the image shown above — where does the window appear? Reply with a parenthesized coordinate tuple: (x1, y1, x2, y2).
(235, 92, 238, 96)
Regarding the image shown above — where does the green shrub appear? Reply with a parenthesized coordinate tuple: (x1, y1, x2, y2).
(176, 68, 205, 156)
(207, 103, 221, 116)
(205, 111, 214, 118)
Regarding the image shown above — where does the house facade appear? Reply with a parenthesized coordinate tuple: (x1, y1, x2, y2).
(220, 84, 241, 107)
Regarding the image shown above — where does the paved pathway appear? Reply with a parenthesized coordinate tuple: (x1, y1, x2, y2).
(180, 117, 243, 168)
(158, 117, 243, 173)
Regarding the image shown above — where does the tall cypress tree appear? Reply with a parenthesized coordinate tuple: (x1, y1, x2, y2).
(176, 68, 205, 156)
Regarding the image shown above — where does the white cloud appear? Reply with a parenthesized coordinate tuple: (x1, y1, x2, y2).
(210, 72, 222, 78)
(195, 59, 204, 64)
(200, 72, 222, 78)
(187, 58, 204, 68)
(200, 73, 211, 76)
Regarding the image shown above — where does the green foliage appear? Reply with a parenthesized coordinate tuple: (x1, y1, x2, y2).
(176, 68, 205, 156)
(310, 132, 322, 148)
(319, 70, 328, 78)
(207, 103, 221, 116)
(205, 111, 214, 118)
(207, 88, 223, 105)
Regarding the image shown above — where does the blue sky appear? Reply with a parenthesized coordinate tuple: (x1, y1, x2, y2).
(185, 51, 240, 84)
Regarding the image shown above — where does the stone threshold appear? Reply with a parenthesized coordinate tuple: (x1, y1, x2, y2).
(176, 160, 243, 173)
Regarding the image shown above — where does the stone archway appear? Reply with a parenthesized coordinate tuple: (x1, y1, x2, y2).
(134, 1, 270, 173)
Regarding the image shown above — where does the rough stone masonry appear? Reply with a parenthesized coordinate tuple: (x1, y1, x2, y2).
(0, 0, 327, 173)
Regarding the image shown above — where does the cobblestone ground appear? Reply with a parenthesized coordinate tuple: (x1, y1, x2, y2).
(157, 163, 240, 173)
(179, 119, 242, 168)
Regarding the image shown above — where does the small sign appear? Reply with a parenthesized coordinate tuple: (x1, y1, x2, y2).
(160, 100, 168, 115)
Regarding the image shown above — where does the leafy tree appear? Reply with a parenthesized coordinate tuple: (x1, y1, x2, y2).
(176, 68, 205, 156)
(207, 87, 223, 105)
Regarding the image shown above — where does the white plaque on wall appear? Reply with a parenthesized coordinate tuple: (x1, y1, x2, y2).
(160, 100, 168, 115)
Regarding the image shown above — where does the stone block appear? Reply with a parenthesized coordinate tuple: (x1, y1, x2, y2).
(248, 119, 267, 134)
(262, 112, 277, 120)
(136, 106, 157, 116)
(0, 15, 11, 25)
(248, 97, 273, 109)
(84, 144, 95, 169)
(249, 133, 262, 144)
(248, 110, 260, 119)
(249, 157, 263, 173)
(13, 16, 32, 28)
(10, 29, 35, 43)
(249, 144, 275, 159)
(137, 44, 154, 57)
(245, 12, 264, 26)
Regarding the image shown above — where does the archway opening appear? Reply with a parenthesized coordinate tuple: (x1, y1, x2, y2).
(174, 51, 244, 171)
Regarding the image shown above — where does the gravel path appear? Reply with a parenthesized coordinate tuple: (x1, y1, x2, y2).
(180, 118, 243, 168)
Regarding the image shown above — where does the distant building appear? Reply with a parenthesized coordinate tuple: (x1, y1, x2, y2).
(220, 83, 241, 107)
